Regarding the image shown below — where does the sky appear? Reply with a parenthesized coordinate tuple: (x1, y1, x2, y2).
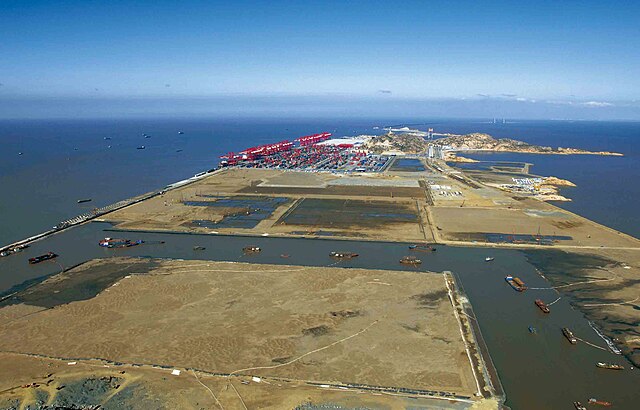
(0, 0, 639, 119)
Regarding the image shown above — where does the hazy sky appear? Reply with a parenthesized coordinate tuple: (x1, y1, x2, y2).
(1, 0, 639, 119)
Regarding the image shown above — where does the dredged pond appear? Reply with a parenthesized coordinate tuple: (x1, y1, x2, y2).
(0, 221, 638, 410)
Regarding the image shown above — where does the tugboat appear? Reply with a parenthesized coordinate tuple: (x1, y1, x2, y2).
(485, 256, 494, 262)
(588, 398, 612, 407)
(596, 362, 624, 370)
(243, 246, 261, 253)
(99, 238, 142, 248)
(535, 299, 550, 313)
(563, 327, 578, 344)
(330, 251, 358, 259)
(505, 275, 526, 292)
(400, 256, 422, 265)
(28, 252, 58, 264)
(573, 402, 587, 410)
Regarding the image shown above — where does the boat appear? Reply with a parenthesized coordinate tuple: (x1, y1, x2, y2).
(280, 254, 290, 258)
(193, 246, 206, 251)
(535, 299, 550, 313)
(99, 238, 142, 248)
(77, 198, 92, 204)
(400, 255, 422, 265)
(104, 137, 111, 140)
(574, 402, 587, 410)
(243, 246, 261, 253)
(178, 131, 185, 134)
(0, 251, 10, 257)
(596, 362, 624, 370)
(408, 244, 436, 252)
(28, 252, 58, 264)
(144, 135, 151, 138)
(589, 398, 612, 407)
(330, 251, 358, 259)
(505, 275, 526, 292)
(563, 327, 577, 344)
(485, 257, 494, 262)
(137, 146, 145, 150)
(528, 326, 536, 334)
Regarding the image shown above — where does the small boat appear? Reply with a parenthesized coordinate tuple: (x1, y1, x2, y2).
(588, 398, 612, 407)
(563, 327, 578, 344)
(104, 137, 111, 140)
(535, 299, 550, 313)
(176, 149, 183, 153)
(178, 131, 184, 134)
(596, 362, 624, 370)
(280, 254, 290, 258)
(400, 255, 422, 265)
(28, 252, 58, 264)
(137, 146, 145, 150)
(77, 198, 92, 204)
(144, 135, 151, 139)
(0, 251, 10, 257)
(330, 251, 358, 259)
(574, 402, 587, 410)
(193, 246, 206, 251)
(243, 246, 261, 253)
(528, 326, 536, 334)
(485, 257, 494, 262)
(99, 238, 141, 248)
(18, 152, 23, 155)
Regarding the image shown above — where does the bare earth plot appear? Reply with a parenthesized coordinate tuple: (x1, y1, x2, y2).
(0, 258, 487, 409)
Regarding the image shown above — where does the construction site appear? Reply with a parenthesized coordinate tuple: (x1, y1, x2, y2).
(0, 257, 496, 409)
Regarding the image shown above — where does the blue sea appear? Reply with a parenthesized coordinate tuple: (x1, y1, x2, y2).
(0, 118, 639, 245)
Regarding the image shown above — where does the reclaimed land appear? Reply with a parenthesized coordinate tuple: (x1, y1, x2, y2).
(103, 168, 432, 242)
(0, 257, 493, 409)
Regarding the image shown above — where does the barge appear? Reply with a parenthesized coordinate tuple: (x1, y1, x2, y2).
(505, 275, 526, 292)
(99, 238, 142, 248)
(28, 252, 58, 264)
(596, 362, 624, 370)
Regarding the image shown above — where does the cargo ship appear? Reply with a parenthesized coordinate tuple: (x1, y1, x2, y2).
(28, 252, 58, 264)
(535, 299, 550, 313)
(330, 251, 358, 259)
(563, 327, 577, 344)
(589, 398, 612, 407)
(99, 238, 142, 248)
(596, 362, 624, 370)
(400, 255, 422, 265)
(505, 275, 526, 292)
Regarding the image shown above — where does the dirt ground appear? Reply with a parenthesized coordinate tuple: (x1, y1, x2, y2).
(0, 258, 480, 405)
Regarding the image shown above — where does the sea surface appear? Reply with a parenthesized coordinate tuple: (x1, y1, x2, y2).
(1, 118, 640, 410)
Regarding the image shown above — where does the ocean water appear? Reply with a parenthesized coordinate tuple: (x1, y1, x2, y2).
(0, 118, 377, 245)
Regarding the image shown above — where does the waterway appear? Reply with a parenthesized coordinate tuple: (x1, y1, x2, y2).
(0, 222, 637, 410)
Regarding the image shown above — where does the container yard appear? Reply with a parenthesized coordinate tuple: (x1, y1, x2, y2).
(219, 132, 392, 172)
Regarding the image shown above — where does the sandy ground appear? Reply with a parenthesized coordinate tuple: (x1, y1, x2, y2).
(0, 258, 480, 406)
(0, 353, 490, 410)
